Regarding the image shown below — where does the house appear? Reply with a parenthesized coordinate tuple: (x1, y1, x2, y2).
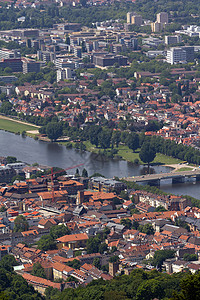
(70, 269, 93, 285)
(52, 262, 74, 280)
(38, 218, 57, 229)
(56, 233, 89, 249)
(22, 273, 63, 295)
(188, 263, 200, 274)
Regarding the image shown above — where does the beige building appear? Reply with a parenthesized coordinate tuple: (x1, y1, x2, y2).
(151, 21, 163, 32)
(127, 12, 142, 26)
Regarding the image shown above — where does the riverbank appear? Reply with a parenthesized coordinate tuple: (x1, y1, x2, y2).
(81, 141, 182, 166)
(0, 115, 39, 135)
(0, 115, 183, 168)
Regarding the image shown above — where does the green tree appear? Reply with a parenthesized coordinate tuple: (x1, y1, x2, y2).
(93, 257, 101, 269)
(171, 272, 200, 300)
(46, 122, 63, 141)
(183, 253, 198, 261)
(109, 255, 119, 263)
(75, 168, 80, 177)
(111, 131, 121, 148)
(82, 168, 88, 177)
(86, 236, 101, 254)
(31, 263, 46, 279)
(0, 206, 6, 212)
(0, 102, 12, 115)
(0, 255, 18, 272)
(13, 215, 29, 232)
(66, 259, 81, 269)
(136, 279, 164, 300)
(99, 242, 108, 254)
(98, 130, 111, 149)
(50, 224, 70, 239)
(126, 133, 139, 152)
(152, 249, 175, 269)
(155, 205, 167, 212)
(120, 218, 132, 229)
(37, 235, 57, 251)
(138, 224, 154, 235)
(6, 156, 17, 163)
(139, 141, 156, 173)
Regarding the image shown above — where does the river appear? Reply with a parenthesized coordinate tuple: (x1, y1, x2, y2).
(1, 130, 200, 199)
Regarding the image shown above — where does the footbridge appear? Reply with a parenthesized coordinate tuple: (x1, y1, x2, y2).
(122, 169, 200, 186)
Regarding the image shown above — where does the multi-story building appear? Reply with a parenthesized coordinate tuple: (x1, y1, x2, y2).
(166, 46, 194, 64)
(0, 76, 17, 83)
(182, 46, 194, 62)
(157, 12, 168, 24)
(56, 68, 75, 82)
(74, 46, 82, 58)
(124, 37, 138, 50)
(151, 21, 163, 32)
(165, 35, 182, 45)
(127, 12, 142, 26)
(127, 12, 132, 24)
(0, 59, 22, 72)
(55, 58, 75, 69)
(37, 51, 55, 63)
(0, 48, 21, 60)
(131, 14, 142, 26)
(93, 54, 128, 68)
(22, 59, 40, 73)
(89, 177, 126, 193)
(53, 23, 81, 32)
(142, 37, 164, 47)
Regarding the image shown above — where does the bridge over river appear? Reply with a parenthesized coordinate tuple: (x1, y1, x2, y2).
(122, 169, 200, 186)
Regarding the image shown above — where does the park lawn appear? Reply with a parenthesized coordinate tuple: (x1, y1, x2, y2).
(0, 119, 38, 134)
(153, 153, 181, 165)
(117, 145, 141, 161)
(175, 167, 193, 172)
(117, 146, 181, 164)
(83, 140, 99, 153)
(83, 142, 181, 165)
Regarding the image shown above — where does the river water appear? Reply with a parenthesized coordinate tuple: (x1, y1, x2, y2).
(1, 130, 200, 199)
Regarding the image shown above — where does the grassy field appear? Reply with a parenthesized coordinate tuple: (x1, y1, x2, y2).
(83, 142, 181, 165)
(0, 118, 38, 134)
(175, 167, 193, 172)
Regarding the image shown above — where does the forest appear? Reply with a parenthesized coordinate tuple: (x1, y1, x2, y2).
(0, 253, 200, 300)
(0, 0, 200, 30)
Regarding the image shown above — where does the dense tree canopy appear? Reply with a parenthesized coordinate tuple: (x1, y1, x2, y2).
(37, 234, 57, 251)
(46, 122, 63, 142)
(139, 141, 156, 171)
(49, 224, 70, 239)
(13, 215, 29, 232)
(31, 263, 46, 279)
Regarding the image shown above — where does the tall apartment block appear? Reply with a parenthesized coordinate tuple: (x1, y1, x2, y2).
(127, 12, 132, 24)
(157, 12, 168, 24)
(127, 12, 142, 26)
(151, 22, 163, 32)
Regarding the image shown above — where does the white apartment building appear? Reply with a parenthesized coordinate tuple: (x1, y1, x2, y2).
(57, 68, 74, 82)
(166, 47, 187, 64)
